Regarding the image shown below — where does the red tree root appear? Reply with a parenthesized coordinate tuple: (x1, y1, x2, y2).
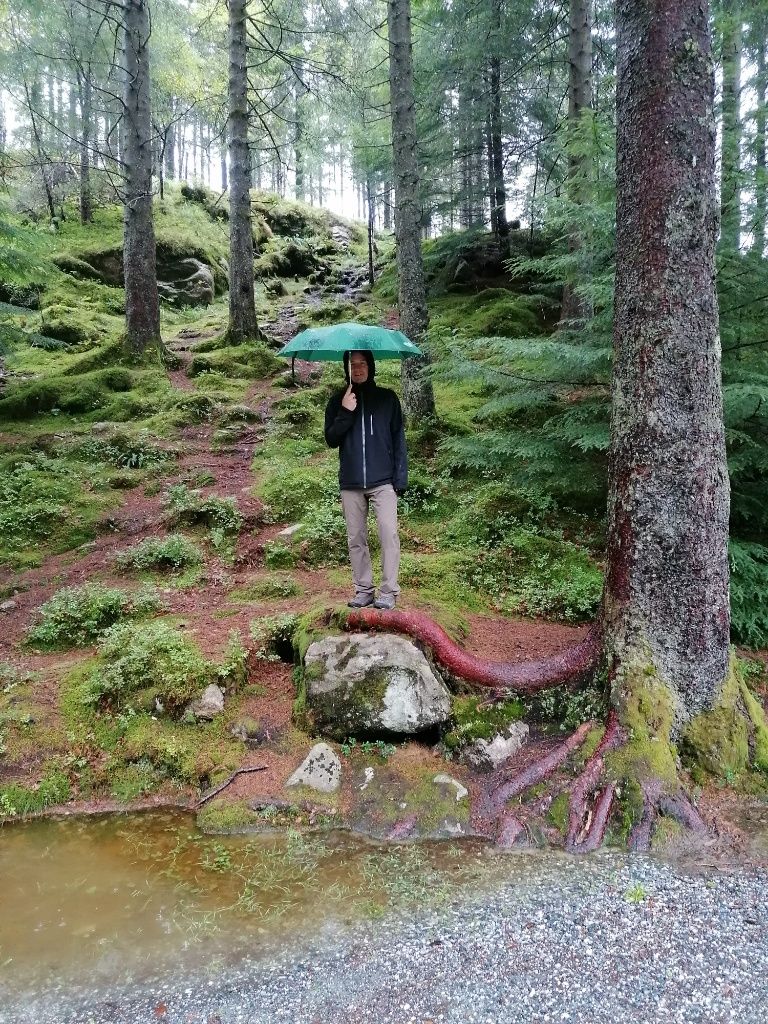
(345, 609, 601, 694)
(568, 783, 617, 853)
(497, 811, 526, 849)
(628, 781, 708, 852)
(565, 711, 625, 850)
(488, 720, 595, 817)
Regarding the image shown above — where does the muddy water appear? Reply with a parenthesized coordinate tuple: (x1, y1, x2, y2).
(0, 811, 513, 996)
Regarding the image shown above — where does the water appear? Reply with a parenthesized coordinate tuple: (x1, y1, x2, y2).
(0, 811, 509, 998)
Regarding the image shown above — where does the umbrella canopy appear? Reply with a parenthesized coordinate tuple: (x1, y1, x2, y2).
(277, 322, 423, 361)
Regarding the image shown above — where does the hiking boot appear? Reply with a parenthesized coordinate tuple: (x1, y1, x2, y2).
(373, 594, 397, 610)
(347, 593, 375, 608)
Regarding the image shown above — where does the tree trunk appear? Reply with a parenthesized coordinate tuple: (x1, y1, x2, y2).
(560, 0, 593, 324)
(605, 0, 730, 728)
(121, 0, 161, 358)
(366, 178, 375, 286)
(387, 0, 435, 420)
(720, 7, 742, 252)
(383, 181, 392, 229)
(227, 0, 260, 343)
(165, 116, 176, 181)
(488, 0, 509, 257)
(78, 70, 93, 224)
(753, 24, 766, 254)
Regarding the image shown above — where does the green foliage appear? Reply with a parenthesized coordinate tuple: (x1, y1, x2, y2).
(0, 769, 71, 818)
(189, 342, 282, 380)
(729, 541, 768, 646)
(442, 694, 525, 750)
(232, 574, 303, 600)
(340, 737, 397, 760)
(250, 612, 301, 662)
(115, 534, 204, 573)
(79, 620, 245, 713)
(164, 484, 243, 559)
(27, 584, 165, 649)
(0, 367, 133, 419)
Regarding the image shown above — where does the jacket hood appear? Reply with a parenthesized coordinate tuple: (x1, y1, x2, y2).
(343, 350, 376, 385)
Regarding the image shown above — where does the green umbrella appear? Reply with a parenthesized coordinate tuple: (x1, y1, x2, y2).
(277, 322, 423, 362)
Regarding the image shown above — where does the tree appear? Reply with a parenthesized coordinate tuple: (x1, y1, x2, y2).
(387, 0, 434, 420)
(227, 0, 260, 343)
(720, 4, 743, 252)
(121, 0, 162, 358)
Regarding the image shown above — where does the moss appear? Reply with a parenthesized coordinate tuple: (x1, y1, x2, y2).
(607, 660, 678, 785)
(0, 367, 133, 420)
(738, 677, 768, 773)
(189, 342, 281, 380)
(0, 768, 72, 818)
(547, 791, 569, 832)
(442, 694, 525, 750)
(681, 662, 749, 780)
(197, 798, 261, 833)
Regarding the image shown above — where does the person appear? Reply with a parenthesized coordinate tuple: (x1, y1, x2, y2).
(324, 349, 407, 610)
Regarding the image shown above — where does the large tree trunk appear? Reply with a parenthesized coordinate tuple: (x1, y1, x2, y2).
(227, 0, 259, 342)
(720, 7, 742, 252)
(488, 0, 509, 255)
(121, 0, 161, 358)
(78, 70, 93, 224)
(605, 0, 730, 728)
(753, 24, 766, 254)
(387, 0, 435, 420)
(560, 0, 593, 325)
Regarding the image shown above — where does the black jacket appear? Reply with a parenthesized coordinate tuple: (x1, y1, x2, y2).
(324, 365, 407, 492)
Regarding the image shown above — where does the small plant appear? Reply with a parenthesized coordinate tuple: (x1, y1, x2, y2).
(264, 541, 299, 569)
(239, 574, 302, 600)
(624, 882, 648, 904)
(164, 485, 243, 561)
(340, 738, 397, 760)
(27, 583, 165, 648)
(115, 534, 204, 573)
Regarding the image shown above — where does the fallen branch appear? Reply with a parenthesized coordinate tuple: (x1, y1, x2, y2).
(197, 766, 268, 807)
(345, 609, 601, 694)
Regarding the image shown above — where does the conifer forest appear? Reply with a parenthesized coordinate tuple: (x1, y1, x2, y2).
(1, 0, 768, 1020)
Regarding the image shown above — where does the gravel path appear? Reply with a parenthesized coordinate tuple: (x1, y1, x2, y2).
(4, 853, 767, 1024)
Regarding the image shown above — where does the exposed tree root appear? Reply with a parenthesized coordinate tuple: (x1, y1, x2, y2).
(488, 720, 595, 817)
(565, 711, 625, 851)
(345, 609, 600, 693)
(196, 766, 267, 807)
(628, 780, 708, 852)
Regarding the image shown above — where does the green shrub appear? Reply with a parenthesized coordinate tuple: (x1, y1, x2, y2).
(81, 620, 215, 711)
(264, 541, 300, 568)
(108, 757, 165, 800)
(730, 540, 768, 647)
(0, 769, 72, 818)
(27, 584, 165, 648)
(236, 574, 302, 599)
(115, 533, 204, 572)
(259, 464, 336, 521)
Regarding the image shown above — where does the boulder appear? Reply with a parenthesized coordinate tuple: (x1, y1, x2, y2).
(286, 742, 341, 793)
(156, 258, 215, 307)
(303, 633, 452, 740)
(462, 721, 529, 772)
(188, 683, 225, 721)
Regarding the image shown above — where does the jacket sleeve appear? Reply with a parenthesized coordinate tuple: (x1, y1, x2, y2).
(324, 394, 355, 448)
(391, 394, 408, 492)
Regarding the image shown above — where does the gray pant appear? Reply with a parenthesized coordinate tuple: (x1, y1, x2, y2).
(341, 484, 400, 598)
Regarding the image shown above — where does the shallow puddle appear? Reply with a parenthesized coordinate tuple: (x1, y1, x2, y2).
(0, 810, 519, 995)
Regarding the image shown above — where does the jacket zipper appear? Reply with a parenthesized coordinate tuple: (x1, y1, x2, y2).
(361, 393, 367, 488)
(370, 413, 373, 436)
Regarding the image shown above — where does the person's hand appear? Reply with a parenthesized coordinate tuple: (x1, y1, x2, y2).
(341, 384, 357, 412)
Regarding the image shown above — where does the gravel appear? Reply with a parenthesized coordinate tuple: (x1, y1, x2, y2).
(4, 852, 768, 1024)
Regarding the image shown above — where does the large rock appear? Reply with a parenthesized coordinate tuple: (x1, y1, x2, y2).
(286, 742, 341, 793)
(157, 258, 215, 307)
(462, 721, 529, 772)
(188, 683, 225, 721)
(303, 633, 452, 740)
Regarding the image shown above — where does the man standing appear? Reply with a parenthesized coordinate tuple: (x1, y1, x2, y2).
(324, 350, 407, 610)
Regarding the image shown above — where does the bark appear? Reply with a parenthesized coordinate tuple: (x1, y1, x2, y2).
(227, 0, 260, 342)
(720, 7, 742, 252)
(753, 25, 766, 254)
(560, 0, 593, 324)
(366, 177, 375, 286)
(605, 0, 730, 728)
(294, 44, 307, 201)
(77, 70, 93, 224)
(383, 181, 392, 229)
(121, 0, 161, 358)
(26, 78, 56, 222)
(165, 117, 176, 181)
(387, 0, 435, 420)
(488, 0, 509, 255)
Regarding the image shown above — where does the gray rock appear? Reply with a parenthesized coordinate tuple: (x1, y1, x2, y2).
(433, 774, 468, 802)
(303, 633, 452, 739)
(286, 742, 341, 793)
(0, 600, 18, 612)
(188, 683, 225, 720)
(462, 721, 529, 772)
(275, 524, 302, 540)
(157, 258, 215, 308)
